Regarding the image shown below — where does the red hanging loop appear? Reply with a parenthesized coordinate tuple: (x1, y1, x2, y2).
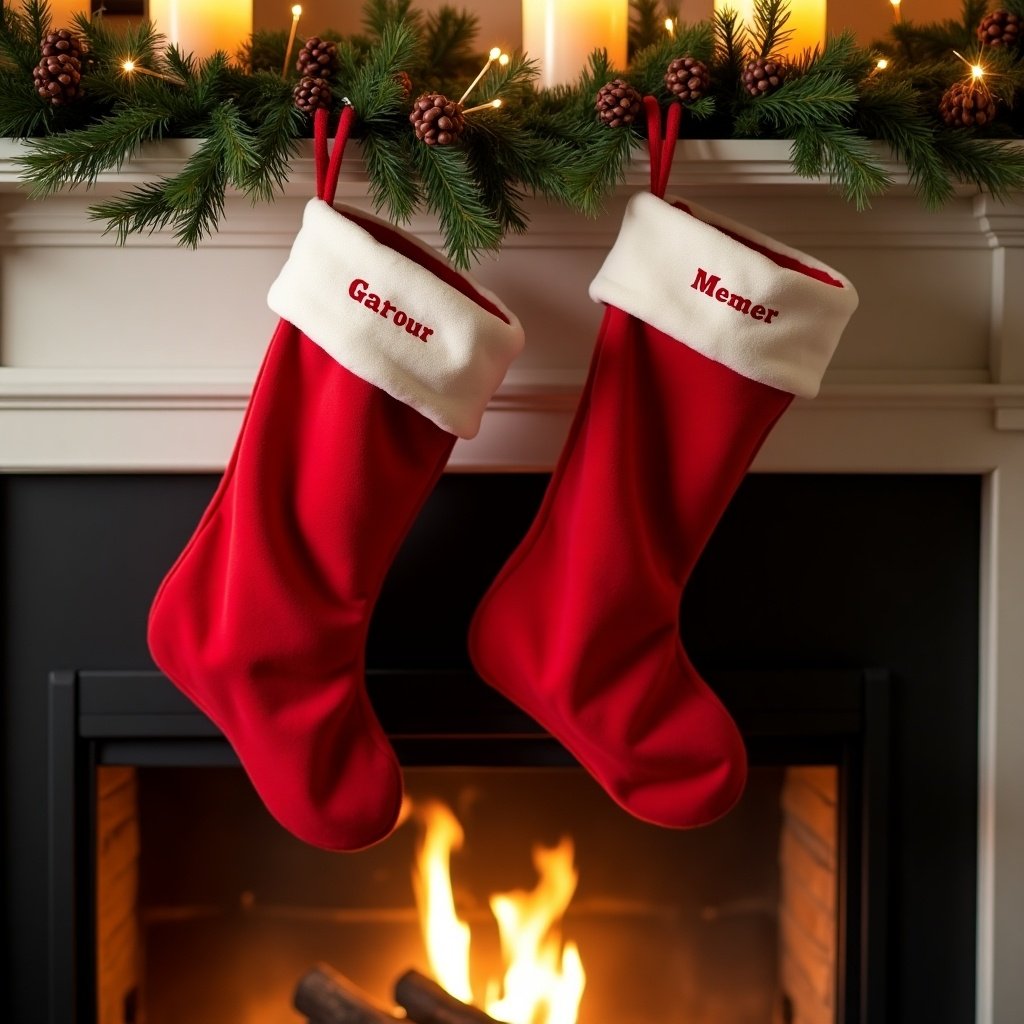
(313, 103, 357, 204)
(643, 95, 663, 196)
(657, 100, 682, 199)
(313, 107, 330, 198)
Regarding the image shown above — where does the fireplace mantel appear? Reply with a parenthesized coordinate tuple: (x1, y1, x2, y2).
(1, 138, 1023, 1024)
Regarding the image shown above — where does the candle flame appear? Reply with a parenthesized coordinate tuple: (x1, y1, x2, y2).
(412, 799, 585, 1024)
(664, 17, 675, 35)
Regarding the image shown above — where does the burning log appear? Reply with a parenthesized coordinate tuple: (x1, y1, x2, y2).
(394, 969, 508, 1024)
(294, 964, 401, 1024)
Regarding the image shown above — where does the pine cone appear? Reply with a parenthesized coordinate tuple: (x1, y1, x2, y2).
(410, 93, 465, 146)
(41, 28, 83, 62)
(939, 80, 997, 128)
(977, 9, 1021, 48)
(33, 53, 81, 106)
(595, 78, 642, 127)
(293, 75, 331, 114)
(665, 57, 710, 102)
(395, 70, 413, 100)
(742, 57, 786, 97)
(296, 36, 338, 78)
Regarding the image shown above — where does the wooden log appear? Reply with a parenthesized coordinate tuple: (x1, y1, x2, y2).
(294, 964, 400, 1024)
(394, 969, 507, 1024)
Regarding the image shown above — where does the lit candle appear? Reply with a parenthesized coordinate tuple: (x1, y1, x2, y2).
(890, 0, 902, 23)
(714, 0, 826, 57)
(147, 1, 252, 61)
(283, 5, 303, 77)
(522, 0, 629, 89)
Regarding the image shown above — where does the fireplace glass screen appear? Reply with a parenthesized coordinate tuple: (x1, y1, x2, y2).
(95, 763, 839, 1024)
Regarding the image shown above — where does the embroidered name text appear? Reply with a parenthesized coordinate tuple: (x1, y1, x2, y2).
(690, 268, 779, 324)
(348, 279, 435, 342)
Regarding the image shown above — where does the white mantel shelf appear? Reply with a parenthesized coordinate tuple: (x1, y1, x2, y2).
(1, 139, 1024, 1024)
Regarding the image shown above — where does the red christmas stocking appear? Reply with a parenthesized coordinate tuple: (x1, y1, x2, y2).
(148, 109, 524, 851)
(469, 110, 857, 829)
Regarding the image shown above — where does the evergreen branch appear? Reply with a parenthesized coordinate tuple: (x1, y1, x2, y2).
(471, 50, 537, 105)
(857, 81, 953, 208)
(751, 0, 793, 60)
(562, 120, 639, 217)
(733, 70, 859, 135)
(203, 100, 259, 190)
(0, 69, 47, 136)
(412, 140, 503, 267)
(0, 0, 44, 76)
(791, 124, 892, 208)
(24, 0, 47, 46)
(933, 134, 1024, 202)
(463, 119, 530, 233)
(808, 30, 874, 80)
(71, 9, 163, 67)
(629, 22, 715, 98)
(15, 103, 173, 196)
(629, 0, 664, 57)
(238, 74, 303, 203)
(419, 5, 479, 84)
(686, 95, 716, 121)
(349, 19, 419, 121)
(362, 0, 422, 40)
(160, 133, 228, 246)
(714, 6, 747, 87)
(89, 181, 176, 243)
(238, 29, 289, 75)
(363, 128, 421, 223)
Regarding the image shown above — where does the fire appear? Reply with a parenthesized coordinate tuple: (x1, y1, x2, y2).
(411, 801, 474, 1003)
(412, 801, 586, 1024)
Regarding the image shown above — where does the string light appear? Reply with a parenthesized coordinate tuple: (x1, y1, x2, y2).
(462, 98, 503, 115)
(459, 46, 505, 105)
(283, 4, 303, 78)
(952, 49, 987, 82)
(120, 58, 186, 86)
(876, 58, 889, 70)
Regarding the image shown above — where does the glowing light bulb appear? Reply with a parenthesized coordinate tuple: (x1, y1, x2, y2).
(972, 63, 985, 80)
(876, 58, 889, 70)
(291, 5, 302, 16)
(122, 59, 135, 72)
(489, 46, 502, 60)
(499, 53, 510, 66)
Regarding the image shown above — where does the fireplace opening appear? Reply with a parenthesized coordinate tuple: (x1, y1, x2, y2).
(4, 472, 981, 1024)
(96, 760, 840, 1024)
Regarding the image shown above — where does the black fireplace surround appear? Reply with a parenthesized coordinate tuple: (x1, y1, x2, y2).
(0, 472, 980, 1023)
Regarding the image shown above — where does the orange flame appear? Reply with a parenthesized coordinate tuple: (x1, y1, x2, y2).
(412, 801, 473, 1003)
(412, 803, 585, 1024)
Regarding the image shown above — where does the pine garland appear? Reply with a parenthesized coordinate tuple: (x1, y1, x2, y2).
(1, 0, 1023, 267)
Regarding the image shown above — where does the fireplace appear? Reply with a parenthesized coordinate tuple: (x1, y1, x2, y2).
(3, 470, 980, 1024)
(3, 141, 1019, 1022)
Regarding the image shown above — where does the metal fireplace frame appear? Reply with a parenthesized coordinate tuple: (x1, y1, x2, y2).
(47, 666, 891, 1024)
